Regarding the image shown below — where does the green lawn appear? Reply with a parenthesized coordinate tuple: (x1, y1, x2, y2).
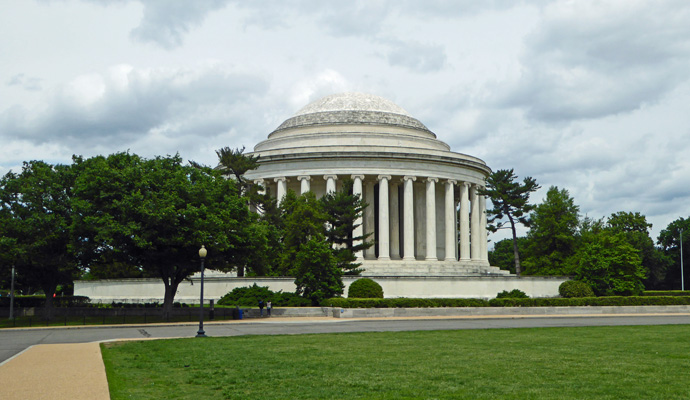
(101, 324, 690, 399)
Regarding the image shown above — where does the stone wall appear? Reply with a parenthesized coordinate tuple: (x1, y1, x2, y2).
(74, 275, 568, 304)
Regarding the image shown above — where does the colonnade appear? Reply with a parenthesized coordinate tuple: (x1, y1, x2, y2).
(254, 174, 489, 263)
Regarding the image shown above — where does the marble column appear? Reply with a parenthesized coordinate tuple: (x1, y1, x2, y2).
(298, 175, 310, 194)
(324, 174, 337, 194)
(364, 180, 376, 259)
(459, 182, 471, 260)
(378, 175, 391, 260)
(470, 184, 480, 260)
(402, 176, 416, 261)
(274, 177, 287, 205)
(479, 188, 488, 261)
(445, 180, 457, 261)
(254, 179, 265, 216)
(351, 175, 365, 260)
(426, 178, 438, 260)
(389, 181, 400, 258)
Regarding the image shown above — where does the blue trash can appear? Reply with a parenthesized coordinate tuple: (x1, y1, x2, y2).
(238, 309, 243, 320)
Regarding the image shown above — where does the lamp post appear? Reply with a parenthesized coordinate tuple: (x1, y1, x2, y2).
(681, 229, 684, 291)
(196, 245, 207, 337)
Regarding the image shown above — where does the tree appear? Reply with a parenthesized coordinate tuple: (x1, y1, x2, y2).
(321, 178, 372, 275)
(71, 152, 250, 316)
(293, 237, 343, 305)
(522, 186, 580, 275)
(479, 169, 540, 276)
(278, 191, 329, 276)
(657, 217, 690, 290)
(489, 237, 529, 274)
(575, 232, 645, 296)
(0, 161, 81, 316)
(606, 212, 670, 290)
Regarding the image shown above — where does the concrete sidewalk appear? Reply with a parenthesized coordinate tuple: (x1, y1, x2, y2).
(0, 342, 110, 400)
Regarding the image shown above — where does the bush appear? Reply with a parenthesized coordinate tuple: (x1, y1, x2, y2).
(559, 280, 595, 298)
(324, 296, 690, 308)
(348, 278, 384, 298)
(217, 284, 310, 307)
(323, 298, 490, 308)
(495, 289, 528, 299)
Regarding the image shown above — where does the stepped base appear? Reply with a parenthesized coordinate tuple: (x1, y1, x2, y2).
(359, 259, 511, 277)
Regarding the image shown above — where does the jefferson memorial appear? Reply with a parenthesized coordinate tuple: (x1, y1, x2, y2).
(75, 93, 565, 302)
(244, 92, 505, 277)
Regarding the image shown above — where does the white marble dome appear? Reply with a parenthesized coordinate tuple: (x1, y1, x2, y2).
(255, 92, 448, 152)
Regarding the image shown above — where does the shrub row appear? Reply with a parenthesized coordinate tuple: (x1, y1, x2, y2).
(218, 284, 311, 307)
(324, 296, 690, 308)
(0, 295, 90, 308)
(641, 291, 690, 297)
(324, 298, 490, 308)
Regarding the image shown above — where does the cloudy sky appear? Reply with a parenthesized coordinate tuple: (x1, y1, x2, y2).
(2, 0, 690, 242)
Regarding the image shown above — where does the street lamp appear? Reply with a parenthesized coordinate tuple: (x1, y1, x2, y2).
(681, 229, 684, 291)
(196, 245, 208, 337)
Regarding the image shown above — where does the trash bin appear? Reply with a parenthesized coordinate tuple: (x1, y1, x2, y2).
(238, 308, 243, 320)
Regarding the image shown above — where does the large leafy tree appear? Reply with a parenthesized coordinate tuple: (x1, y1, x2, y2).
(522, 186, 580, 275)
(71, 152, 250, 316)
(575, 232, 645, 296)
(0, 161, 81, 315)
(606, 212, 670, 290)
(321, 178, 372, 275)
(479, 169, 540, 276)
(657, 217, 690, 290)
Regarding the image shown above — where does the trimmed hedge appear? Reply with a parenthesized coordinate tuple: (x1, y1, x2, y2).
(642, 291, 690, 297)
(0, 295, 90, 308)
(348, 278, 384, 298)
(559, 280, 595, 298)
(496, 289, 528, 299)
(323, 296, 690, 308)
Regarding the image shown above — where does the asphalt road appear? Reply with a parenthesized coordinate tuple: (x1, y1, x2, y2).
(2, 315, 689, 364)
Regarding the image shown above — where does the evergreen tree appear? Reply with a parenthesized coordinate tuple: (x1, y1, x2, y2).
(479, 169, 540, 276)
(523, 186, 579, 275)
(321, 178, 372, 275)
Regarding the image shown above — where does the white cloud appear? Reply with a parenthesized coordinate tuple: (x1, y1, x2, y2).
(0, 63, 271, 171)
(499, 0, 690, 122)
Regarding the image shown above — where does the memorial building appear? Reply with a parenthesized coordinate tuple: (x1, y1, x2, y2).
(243, 92, 508, 277)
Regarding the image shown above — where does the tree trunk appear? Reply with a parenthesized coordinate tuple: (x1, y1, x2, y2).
(508, 214, 522, 276)
(162, 279, 180, 319)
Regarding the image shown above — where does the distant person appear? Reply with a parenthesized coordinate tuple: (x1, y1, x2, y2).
(267, 301, 272, 316)
(258, 299, 264, 316)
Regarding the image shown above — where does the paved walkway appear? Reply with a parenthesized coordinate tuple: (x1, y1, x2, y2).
(0, 342, 110, 400)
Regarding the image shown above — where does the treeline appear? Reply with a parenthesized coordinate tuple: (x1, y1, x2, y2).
(487, 179, 688, 294)
(0, 148, 369, 314)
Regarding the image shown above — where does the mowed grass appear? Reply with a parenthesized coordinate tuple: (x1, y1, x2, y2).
(101, 324, 690, 399)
